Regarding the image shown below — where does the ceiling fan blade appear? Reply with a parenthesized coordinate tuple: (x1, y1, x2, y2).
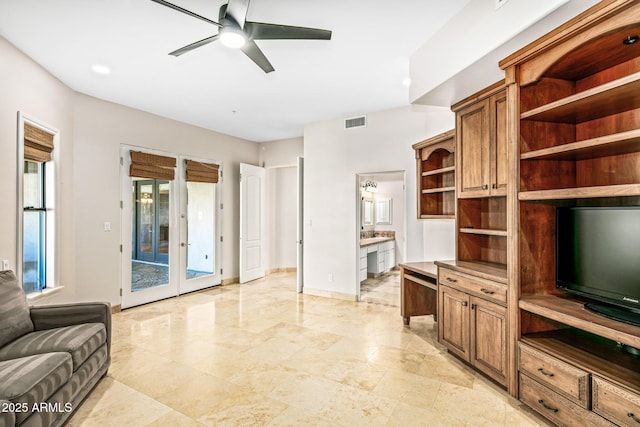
(240, 40, 275, 73)
(244, 22, 332, 40)
(150, 0, 221, 27)
(169, 34, 219, 56)
(225, 0, 250, 28)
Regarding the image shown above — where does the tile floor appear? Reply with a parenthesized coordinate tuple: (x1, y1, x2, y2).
(68, 272, 551, 427)
(360, 270, 401, 307)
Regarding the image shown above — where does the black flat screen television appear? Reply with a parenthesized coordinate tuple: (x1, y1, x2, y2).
(556, 206, 640, 327)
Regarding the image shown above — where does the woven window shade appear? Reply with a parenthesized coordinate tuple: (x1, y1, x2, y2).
(129, 151, 177, 180)
(24, 123, 54, 163)
(185, 160, 219, 183)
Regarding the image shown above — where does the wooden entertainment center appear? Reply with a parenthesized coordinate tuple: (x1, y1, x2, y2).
(406, 1, 640, 425)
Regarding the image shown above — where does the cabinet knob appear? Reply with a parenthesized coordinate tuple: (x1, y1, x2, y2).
(628, 413, 640, 424)
(492, 183, 497, 189)
(461, 301, 468, 307)
(480, 288, 495, 295)
(446, 277, 458, 283)
(482, 184, 488, 190)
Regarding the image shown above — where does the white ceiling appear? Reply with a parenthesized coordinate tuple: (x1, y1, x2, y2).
(0, 0, 470, 142)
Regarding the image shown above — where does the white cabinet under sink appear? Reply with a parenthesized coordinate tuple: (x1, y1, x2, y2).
(360, 239, 396, 281)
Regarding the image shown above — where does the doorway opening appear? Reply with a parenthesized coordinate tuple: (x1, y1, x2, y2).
(356, 171, 406, 306)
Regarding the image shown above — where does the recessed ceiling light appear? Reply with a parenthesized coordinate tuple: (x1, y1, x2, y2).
(402, 78, 412, 87)
(91, 64, 111, 75)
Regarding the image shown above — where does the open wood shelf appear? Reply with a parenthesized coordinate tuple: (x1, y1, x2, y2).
(422, 166, 455, 176)
(519, 183, 640, 201)
(459, 227, 507, 237)
(519, 294, 640, 350)
(520, 129, 640, 160)
(520, 72, 640, 123)
(420, 214, 455, 220)
(521, 330, 640, 394)
(422, 186, 455, 194)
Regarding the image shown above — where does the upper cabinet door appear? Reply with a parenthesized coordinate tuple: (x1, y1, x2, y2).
(490, 90, 508, 196)
(457, 99, 490, 198)
(455, 86, 507, 198)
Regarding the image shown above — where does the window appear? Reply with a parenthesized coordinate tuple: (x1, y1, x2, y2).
(19, 115, 56, 293)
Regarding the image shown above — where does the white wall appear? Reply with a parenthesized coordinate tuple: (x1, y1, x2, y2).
(0, 37, 76, 296)
(0, 36, 260, 306)
(304, 105, 455, 299)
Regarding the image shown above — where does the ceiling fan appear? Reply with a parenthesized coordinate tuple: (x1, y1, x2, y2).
(151, 0, 332, 73)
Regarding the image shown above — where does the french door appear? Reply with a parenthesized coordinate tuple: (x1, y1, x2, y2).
(121, 148, 222, 308)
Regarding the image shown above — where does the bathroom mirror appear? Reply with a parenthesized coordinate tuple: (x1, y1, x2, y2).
(376, 198, 392, 225)
(362, 198, 374, 228)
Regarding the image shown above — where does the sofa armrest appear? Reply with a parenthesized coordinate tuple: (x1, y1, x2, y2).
(29, 302, 112, 353)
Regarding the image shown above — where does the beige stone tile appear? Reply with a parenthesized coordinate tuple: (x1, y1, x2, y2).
(66, 378, 172, 427)
(431, 379, 508, 426)
(226, 363, 303, 395)
(268, 375, 350, 415)
(197, 392, 288, 426)
(154, 373, 244, 419)
(242, 336, 306, 365)
(121, 359, 202, 399)
(108, 345, 172, 382)
(265, 406, 337, 427)
(412, 352, 476, 388)
(318, 383, 397, 427)
(385, 401, 465, 427)
(372, 368, 442, 409)
(145, 410, 205, 427)
(323, 358, 388, 391)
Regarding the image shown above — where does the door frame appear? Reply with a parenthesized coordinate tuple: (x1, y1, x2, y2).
(355, 170, 407, 301)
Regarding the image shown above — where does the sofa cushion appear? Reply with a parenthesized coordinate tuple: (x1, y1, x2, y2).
(0, 352, 72, 424)
(0, 270, 34, 347)
(0, 323, 106, 371)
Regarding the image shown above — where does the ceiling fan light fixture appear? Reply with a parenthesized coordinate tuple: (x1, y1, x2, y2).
(220, 26, 246, 48)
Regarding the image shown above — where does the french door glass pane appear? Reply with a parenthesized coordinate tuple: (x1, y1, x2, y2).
(131, 179, 170, 292)
(187, 181, 215, 279)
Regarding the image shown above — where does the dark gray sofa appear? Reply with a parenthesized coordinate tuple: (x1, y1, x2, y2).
(0, 271, 111, 427)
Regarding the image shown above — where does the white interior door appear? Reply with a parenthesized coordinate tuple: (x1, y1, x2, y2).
(297, 157, 304, 293)
(240, 163, 265, 283)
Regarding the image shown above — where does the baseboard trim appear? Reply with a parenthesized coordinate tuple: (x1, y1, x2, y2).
(221, 277, 239, 286)
(303, 287, 357, 302)
(267, 267, 297, 274)
(111, 305, 121, 313)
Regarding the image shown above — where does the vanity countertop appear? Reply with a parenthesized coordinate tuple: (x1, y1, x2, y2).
(360, 237, 394, 247)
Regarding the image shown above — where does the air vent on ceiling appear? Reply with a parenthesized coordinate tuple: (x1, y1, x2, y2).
(345, 115, 366, 129)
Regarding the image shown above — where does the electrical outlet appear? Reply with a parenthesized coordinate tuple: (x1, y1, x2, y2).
(2, 260, 9, 270)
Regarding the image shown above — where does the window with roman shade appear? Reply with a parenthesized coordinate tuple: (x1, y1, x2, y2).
(24, 123, 54, 163)
(21, 119, 56, 293)
(185, 159, 220, 183)
(129, 151, 177, 180)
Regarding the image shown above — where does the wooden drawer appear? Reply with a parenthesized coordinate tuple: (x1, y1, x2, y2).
(438, 268, 507, 305)
(520, 374, 613, 427)
(519, 341, 590, 408)
(593, 376, 640, 427)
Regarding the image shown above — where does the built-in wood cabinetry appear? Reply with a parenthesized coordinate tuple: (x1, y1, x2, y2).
(438, 263, 509, 387)
(453, 82, 507, 199)
(498, 0, 640, 424)
(412, 130, 456, 219)
(452, 83, 508, 270)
